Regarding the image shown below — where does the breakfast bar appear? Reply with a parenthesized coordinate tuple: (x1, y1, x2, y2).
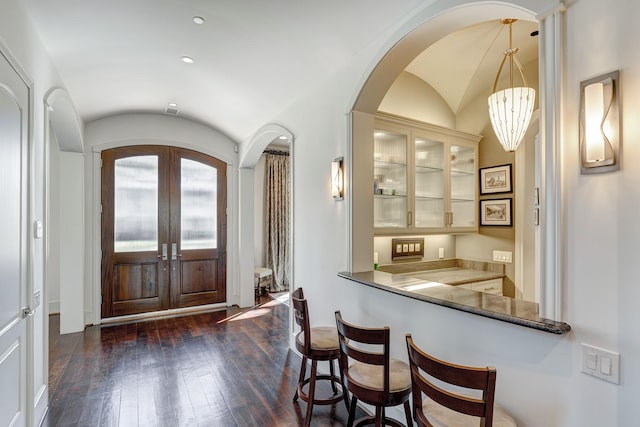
(338, 268, 571, 334)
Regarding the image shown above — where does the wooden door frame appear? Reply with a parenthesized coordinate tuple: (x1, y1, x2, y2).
(100, 145, 229, 318)
(90, 139, 238, 325)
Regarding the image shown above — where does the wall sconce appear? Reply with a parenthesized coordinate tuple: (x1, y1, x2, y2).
(332, 157, 344, 200)
(579, 70, 620, 174)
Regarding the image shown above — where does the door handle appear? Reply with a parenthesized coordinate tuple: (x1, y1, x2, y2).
(171, 243, 181, 260)
(158, 243, 168, 260)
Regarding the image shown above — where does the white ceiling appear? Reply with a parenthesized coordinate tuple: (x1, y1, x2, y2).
(22, 1, 538, 143)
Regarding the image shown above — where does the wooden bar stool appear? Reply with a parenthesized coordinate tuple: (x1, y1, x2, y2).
(292, 288, 347, 427)
(406, 334, 517, 427)
(335, 311, 412, 427)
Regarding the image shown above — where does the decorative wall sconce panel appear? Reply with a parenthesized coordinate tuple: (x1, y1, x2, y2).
(332, 156, 344, 200)
(579, 70, 620, 174)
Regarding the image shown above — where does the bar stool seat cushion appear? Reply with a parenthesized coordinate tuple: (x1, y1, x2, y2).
(422, 397, 517, 427)
(349, 359, 411, 392)
(296, 327, 339, 351)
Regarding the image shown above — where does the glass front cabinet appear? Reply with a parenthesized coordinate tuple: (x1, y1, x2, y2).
(374, 113, 481, 234)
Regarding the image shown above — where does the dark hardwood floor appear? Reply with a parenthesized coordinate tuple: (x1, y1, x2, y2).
(43, 295, 359, 426)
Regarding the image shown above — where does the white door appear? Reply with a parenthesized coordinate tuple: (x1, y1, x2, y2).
(0, 49, 30, 427)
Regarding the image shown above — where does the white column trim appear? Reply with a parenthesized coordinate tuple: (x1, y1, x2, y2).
(538, 5, 566, 321)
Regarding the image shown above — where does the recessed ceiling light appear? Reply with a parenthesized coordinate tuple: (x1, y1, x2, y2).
(165, 103, 179, 116)
(193, 16, 205, 25)
(181, 56, 194, 64)
(278, 135, 288, 140)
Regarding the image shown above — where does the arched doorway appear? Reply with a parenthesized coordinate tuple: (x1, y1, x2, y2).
(348, 1, 564, 320)
(237, 124, 294, 324)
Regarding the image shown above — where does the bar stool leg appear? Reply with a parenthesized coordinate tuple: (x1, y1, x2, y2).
(329, 360, 338, 394)
(403, 400, 412, 427)
(375, 406, 383, 427)
(347, 395, 358, 427)
(304, 359, 318, 427)
(293, 356, 307, 402)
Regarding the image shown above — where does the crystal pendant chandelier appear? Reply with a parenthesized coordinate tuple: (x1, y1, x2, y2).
(487, 19, 536, 152)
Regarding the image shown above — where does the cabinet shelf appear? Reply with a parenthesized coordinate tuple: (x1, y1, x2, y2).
(374, 194, 407, 198)
(416, 165, 444, 174)
(415, 195, 444, 201)
(374, 159, 406, 168)
(451, 169, 475, 177)
(374, 113, 481, 234)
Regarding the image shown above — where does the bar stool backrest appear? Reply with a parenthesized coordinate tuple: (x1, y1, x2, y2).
(406, 334, 497, 427)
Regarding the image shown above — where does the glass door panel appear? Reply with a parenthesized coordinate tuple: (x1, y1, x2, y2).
(114, 155, 158, 252)
(450, 144, 476, 228)
(374, 129, 407, 228)
(415, 137, 444, 228)
(180, 158, 217, 250)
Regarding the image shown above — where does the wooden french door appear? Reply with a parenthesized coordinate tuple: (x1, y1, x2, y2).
(101, 146, 227, 318)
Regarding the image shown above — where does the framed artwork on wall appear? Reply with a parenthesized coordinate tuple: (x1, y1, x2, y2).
(479, 164, 512, 194)
(480, 198, 512, 226)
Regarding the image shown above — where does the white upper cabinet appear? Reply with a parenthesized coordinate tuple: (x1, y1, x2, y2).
(374, 113, 481, 235)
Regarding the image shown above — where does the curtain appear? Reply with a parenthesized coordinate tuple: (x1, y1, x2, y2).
(264, 153, 290, 291)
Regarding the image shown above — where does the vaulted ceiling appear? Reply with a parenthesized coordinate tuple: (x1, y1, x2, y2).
(407, 19, 538, 114)
(22, 1, 538, 143)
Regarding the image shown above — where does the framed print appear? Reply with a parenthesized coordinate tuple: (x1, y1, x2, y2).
(480, 164, 512, 194)
(480, 198, 512, 226)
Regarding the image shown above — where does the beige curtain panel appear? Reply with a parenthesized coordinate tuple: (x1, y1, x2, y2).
(264, 153, 291, 291)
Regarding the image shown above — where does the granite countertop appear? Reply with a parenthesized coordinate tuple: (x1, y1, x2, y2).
(400, 267, 503, 286)
(338, 270, 571, 335)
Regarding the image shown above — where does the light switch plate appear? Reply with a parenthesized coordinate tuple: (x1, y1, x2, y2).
(580, 343, 620, 384)
(492, 250, 512, 263)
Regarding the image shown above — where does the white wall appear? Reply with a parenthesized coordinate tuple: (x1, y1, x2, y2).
(564, 0, 640, 423)
(0, 1, 70, 424)
(253, 154, 266, 267)
(83, 113, 241, 321)
(58, 151, 85, 333)
(257, 1, 637, 425)
(47, 128, 61, 314)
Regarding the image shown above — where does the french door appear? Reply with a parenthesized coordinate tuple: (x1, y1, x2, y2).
(101, 146, 227, 318)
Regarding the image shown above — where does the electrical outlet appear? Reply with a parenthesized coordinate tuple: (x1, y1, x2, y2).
(492, 250, 512, 263)
(580, 343, 620, 384)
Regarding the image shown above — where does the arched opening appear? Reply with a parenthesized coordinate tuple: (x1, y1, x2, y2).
(348, 2, 563, 320)
(238, 124, 295, 309)
(44, 87, 85, 334)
